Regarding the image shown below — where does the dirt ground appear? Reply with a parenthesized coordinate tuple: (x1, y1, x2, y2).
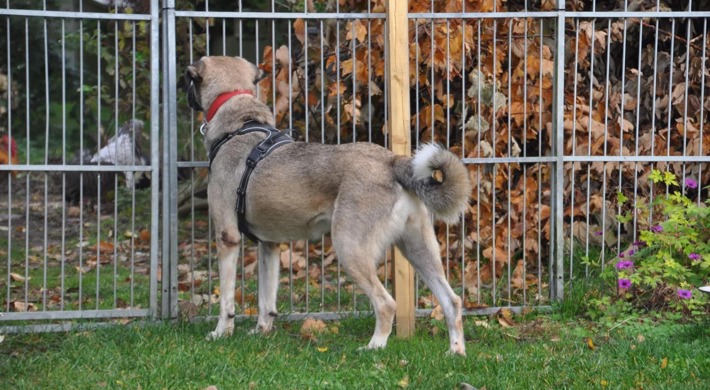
(1, 174, 84, 250)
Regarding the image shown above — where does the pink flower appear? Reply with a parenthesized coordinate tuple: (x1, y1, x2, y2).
(616, 261, 634, 270)
(678, 289, 692, 299)
(688, 253, 701, 261)
(684, 178, 698, 189)
(618, 278, 632, 289)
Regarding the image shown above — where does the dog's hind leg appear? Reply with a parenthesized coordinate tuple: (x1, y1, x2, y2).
(208, 225, 241, 340)
(342, 257, 396, 350)
(252, 242, 280, 334)
(396, 211, 466, 356)
(332, 231, 396, 350)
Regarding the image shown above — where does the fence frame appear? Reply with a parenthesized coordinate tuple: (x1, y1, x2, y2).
(3, 1, 710, 334)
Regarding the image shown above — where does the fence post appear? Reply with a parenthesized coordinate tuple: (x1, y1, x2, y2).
(552, 1, 566, 301)
(161, 0, 179, 319)
(149, 0, 161, 318)
(386, 0, 415, 337)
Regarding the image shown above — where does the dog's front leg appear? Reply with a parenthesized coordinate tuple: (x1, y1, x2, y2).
(252, 242, 280, 334)
(208, 234, 240, 340)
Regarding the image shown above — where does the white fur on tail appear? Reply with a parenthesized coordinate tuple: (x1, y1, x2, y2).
(405, 143, 471, 225)
(412, 143, 442, 180)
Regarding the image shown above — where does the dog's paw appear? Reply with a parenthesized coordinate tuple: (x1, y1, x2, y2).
(248, 324, 273, 336)
(357, 344, 384, 353)
(206, 327, 233, 341)
(206, 331, 220, 341)
(446, 345, 466, 356)
(361, 340, 387, 351)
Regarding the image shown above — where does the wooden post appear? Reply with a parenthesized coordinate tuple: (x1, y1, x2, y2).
(386, 0, 415, 337)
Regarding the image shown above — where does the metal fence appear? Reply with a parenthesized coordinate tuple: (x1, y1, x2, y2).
(1, 1, 160, 332)
(2, 0, 709, 333)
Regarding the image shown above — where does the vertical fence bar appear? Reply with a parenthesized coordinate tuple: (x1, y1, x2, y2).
(386, 0, 414, 337)
(552, 1, 566, 300)
(162, 0, 179, 319)
(150, 0, 161, 317)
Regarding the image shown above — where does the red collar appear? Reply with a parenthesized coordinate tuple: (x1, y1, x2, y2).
(206, 90, 253, 122)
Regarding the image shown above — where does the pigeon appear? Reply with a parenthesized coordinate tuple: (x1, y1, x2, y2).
(91, 119, 150, 189)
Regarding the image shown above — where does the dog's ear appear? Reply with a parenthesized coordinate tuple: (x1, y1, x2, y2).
(185, 64, 203, 84)
(185, 63, 205, 112)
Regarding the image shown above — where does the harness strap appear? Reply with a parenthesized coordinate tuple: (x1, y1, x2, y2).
(208, 121, 298, 243)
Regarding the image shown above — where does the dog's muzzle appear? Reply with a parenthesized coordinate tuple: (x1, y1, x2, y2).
(187, 80, 203, 112)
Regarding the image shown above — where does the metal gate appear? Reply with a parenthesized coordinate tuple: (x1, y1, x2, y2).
(2, 1, 709, 333)
(1, 1, 160, 332)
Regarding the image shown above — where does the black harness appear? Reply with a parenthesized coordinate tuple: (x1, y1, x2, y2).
(208, 121, 297, 242)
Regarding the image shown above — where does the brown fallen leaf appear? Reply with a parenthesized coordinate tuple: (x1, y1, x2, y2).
(179, 300, 199, 322)
(178, 279, 202, 292)
(243, 261, 257, 278)
(67, 206, 81, 218)
(300, 317, 328, 340)
(660, 357, 668, 369)
(496, 308, 515, 328)
(431, 305, 445, 321)
(10, 273, 30, 282)
(89, 240, 115, 252)
(293, 18, 306, 44)
(10, 301, 37, 312)
(464, 301, 489, 310)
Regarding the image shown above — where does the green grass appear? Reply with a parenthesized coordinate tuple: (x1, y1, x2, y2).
(2, 316, 708, 389)
(3, 248, 151, 311)
(1, 185, 154, 312)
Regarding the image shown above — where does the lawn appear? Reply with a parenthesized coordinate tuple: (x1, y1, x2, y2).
(1, 314, 708, 389)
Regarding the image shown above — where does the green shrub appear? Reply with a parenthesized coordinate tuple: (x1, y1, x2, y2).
(591, 170, 709, 319)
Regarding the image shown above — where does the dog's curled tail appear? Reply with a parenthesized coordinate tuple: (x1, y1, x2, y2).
(394, 143, 472, 225)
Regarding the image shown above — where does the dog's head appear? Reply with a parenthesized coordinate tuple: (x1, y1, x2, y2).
(184, 56, 265, 113)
